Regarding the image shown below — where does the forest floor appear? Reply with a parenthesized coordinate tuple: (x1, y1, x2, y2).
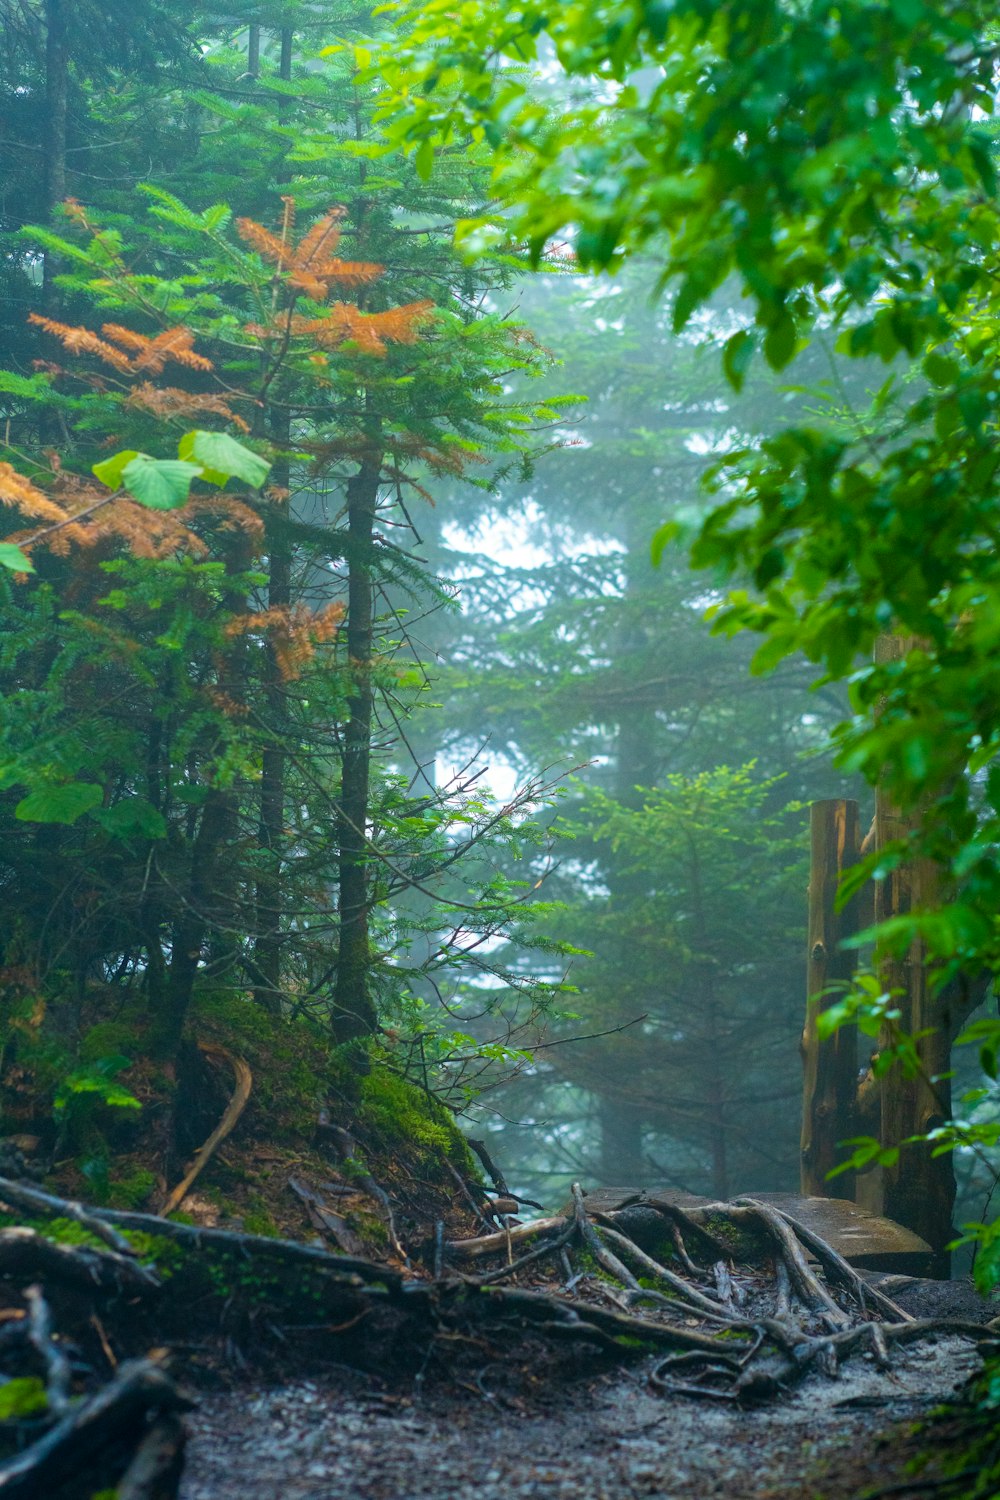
(181, 1331, 980, 1500)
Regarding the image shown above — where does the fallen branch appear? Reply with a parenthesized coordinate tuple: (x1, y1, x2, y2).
(160, 1044, 252, 1217)
(0, 1177, 137, 1258)
(0, 1228, 158, 1295)
(476, 1220, 577, 1286)
(446, 1216, 566, 1262)
(24, 1285, 71, 1417)
(316, 1121, 407, 1262)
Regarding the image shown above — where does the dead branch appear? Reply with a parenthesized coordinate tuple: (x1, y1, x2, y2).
(288, 1177, 364, 1256)
(0, 1228, 158, 1295)
(315, 1121, 407, 1261)
(445, 1216, 567, 1262)
(161, 1044, 252, 1216)
(0, 1358, 192, 1498)
(116, 1413, 186, 1500)
(0, 1177, 137, 1258)
(24, 1285, 71, 1417)
(476, 1221, 577, 1286)
(466, 1138, 509, 1195)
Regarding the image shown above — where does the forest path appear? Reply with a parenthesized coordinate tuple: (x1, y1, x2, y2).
(180, 1336, 979, 1500)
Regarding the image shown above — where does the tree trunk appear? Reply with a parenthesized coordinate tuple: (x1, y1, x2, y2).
(871, 637, 952, 1273)
(42, 0, 68, 313)
(154, 789, 237, 1059)
(332, 455, 382, 1043)
(252, 409, 291, 1016)
(597, 558, 661, 1180)
(250, 28, 294, 1012)
(800, 799, 860, 1198)
(598, 1096, 645, 1185)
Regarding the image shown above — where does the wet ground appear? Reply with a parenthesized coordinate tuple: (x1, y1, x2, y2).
(180, 1332, 981, 1500)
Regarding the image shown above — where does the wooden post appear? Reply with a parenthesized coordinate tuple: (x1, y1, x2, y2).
(801, 799, 860, 1198)
(872, 635, 953, 1274)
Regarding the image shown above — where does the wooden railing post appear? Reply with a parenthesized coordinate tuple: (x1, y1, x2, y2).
(801, 799, 860, 1198)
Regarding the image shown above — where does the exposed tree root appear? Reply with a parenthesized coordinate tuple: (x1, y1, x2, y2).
(0, 1172, 994, 1494)
(0, 1357, 191, 1499)
(0, 1227, 158, 1294)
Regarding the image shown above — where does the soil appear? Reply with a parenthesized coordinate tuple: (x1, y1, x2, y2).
(180, 1333, 981, 1500)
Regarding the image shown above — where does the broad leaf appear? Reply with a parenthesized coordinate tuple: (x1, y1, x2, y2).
(15, 783, 103, 825)
(0, 543, 35, 574)
(121, 456, 201, 511)
(92, 450, 140, 490)
(178, 430, 270, 488)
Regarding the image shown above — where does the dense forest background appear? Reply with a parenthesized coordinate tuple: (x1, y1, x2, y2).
(0, 1, 994, 1237)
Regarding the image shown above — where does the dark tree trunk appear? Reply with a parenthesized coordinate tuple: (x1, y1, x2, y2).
(800, 799, 860, 1199)
(154, 789, 237, 1059)
(597, 563, 660, 1182)
(250, 26, 294, 1010)
(252, 409, 291, 1016)
(42, 0, 68, 312)
(332, 456, 382, 1043)
(599, 1096, 645, 1185)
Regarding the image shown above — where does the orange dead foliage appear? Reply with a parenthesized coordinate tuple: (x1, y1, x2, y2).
(126, 383, 251, 432)
(237, 201, 434, 352)
(224, 599, 345, 681)
(29, 315, 213, 376)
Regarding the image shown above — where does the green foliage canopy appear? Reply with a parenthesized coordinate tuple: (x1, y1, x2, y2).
(378, 0, 1000, 972)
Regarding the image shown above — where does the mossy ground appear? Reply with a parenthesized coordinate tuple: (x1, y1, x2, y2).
(0, 986, 484, 1263)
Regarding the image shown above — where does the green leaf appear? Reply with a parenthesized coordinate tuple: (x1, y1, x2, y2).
(722, 329, 755, 392)
(923, 350, 958, 387)
(93, 800, 168, 841)
(0, 543, 35, 574)
(92, 450, 141, 490)
(177, 431, 270, 488)
(415, 137, 435, 181)
(122, 456, 201, 511)
(650, 520, 680, 567)
(763, 314, 797, 370)
(15, 783, 103, 825)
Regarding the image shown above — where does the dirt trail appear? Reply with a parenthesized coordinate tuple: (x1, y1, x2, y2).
(181, 1336, 979, 1500)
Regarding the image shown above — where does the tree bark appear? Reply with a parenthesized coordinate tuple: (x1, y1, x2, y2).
(252, 408, 291, 1016)
(871, 637, 952, 1273)
(42, 0, 68, 313)
(332, 455, 382, 1042)
(800, 799, 860, 1198)
(155, 788, 237, 1058)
